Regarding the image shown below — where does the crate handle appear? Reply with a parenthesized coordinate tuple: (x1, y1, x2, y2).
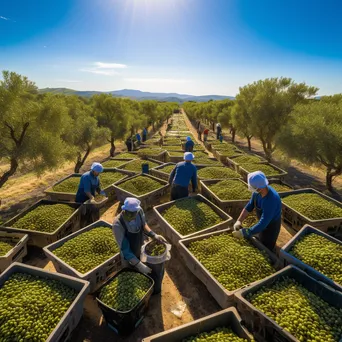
(11, 246, 25, 262)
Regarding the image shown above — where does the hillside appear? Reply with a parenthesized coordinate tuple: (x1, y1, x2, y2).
(38, 88, 234, 102)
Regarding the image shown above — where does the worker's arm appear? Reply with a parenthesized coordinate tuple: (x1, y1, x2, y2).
(242, 199, 274, 238)
(168, 165, 177, 185)
(191, 167, 197, 192)
(84, 178, 94, 200)
(244, 193, 256, 213)
(112, 220, 140, 265)
(236, 208, 250, 223)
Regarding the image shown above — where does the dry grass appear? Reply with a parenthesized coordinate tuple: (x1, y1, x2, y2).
(0, 143, 122, 212)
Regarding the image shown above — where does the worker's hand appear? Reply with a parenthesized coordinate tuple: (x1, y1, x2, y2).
(154, 234, 167, 243)
(232, 230, 244, 239)
(100, 190, 106, 196)
(135, 261, 152, 275)
(233, 220, 242, 231)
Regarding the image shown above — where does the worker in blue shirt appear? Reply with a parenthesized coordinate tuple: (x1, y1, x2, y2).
(169, 152, 197, 200)
(232, 171, 282, 251)
(75, 162, 105, 203)
(142, 127, 147, 142)
(185, 136, 194, 152)
(113, 198, 166, 292)
(136, 132, 142, 146)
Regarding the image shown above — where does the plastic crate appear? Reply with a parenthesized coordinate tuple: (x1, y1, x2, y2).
(117, 158, 164, 177)
(226, 154, 268, 172)
(153, 194, 233, 246)
(279, 188, 342, 236)
(0, 262, 90, 342)
(150, 162, 176, 181)
(44, 174, 81, 202)
(101, 157, 135, 169)
(113, 151, 139, 159)
(279, 224, 342, 292)
(95, 268, 154, 336)
(234, 265, 342, 342)
(192, 157, 224, 167)
(137, 149, 166, 163)
(166, 150, 187, 163)
(238, 162, 288, 182)
(113, 173, 169, 210)
(142, 307, 254, 341)
(98, 169, 129, 200)
(178, 228, 280, 308)
(43, 220, 121, 293)
(0, 231, 28, 273)
(200, 178, 249, 219)
(214, 150, 244, 165)
(268, 178, 294, 193)
(2, 200, 82, 248)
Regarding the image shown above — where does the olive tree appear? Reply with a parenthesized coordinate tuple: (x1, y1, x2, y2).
(63, 97, 109, 173)
(277, 101, 342, 190)
(245, 77, 318, 160)
(93, 94, 129, 156)
(0, 71, 70, 187)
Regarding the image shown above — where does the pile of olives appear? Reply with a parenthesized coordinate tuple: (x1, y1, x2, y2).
(98, 271, 152, 311)
(188, 232, 275, 291)
(290, 233, 342, 284)
(53, 227, 119, 274)
(197, 167, 240, 180)
(240, 163, 282, 176)
(247, 277, 342, 342)
(12, 204, 75, 233)
(52, 176, 80, 193)
(145, 240, 166, 256)
(208, 179, 250, 201)
(100, 171, 126, 188)
(0, 273, 76, 341)
(118, 176, 164, 196)
(182, 327, 249, 342)
(282, 193, 342, 220)
(0, 239, 16, 256)
(119, 159, 160, 172)
(162, 198, 223, 235)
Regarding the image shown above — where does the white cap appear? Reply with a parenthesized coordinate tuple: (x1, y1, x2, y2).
(121, 197, 142, 212)
(247, 171, 269, 191)
(184, 152, 194, 161)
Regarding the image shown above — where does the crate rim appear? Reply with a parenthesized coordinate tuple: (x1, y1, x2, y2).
(239, 162, 287, 178)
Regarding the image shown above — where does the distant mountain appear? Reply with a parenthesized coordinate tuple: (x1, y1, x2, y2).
(39, 88, 234, 102)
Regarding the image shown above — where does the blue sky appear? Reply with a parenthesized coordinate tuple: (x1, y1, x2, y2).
(1, 0, 342, 95)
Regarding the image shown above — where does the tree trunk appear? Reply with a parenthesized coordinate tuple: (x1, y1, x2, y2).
(212, 122, 215, 132)
(326, 167, 342, 191)
(247, 136, 252, 151)
(261, 138, 272, 161)
(231, 128, 236, 143)
(74, 147, 91, 173)
(109, 137, 116, 157)
(0, 158, 19, 188)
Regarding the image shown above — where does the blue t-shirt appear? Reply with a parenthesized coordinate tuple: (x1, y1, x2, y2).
(75, 171, 100, 203)
(142, 128, 147, 136)
(185, 140, 194, 151)
(169, 161, 197, 191)
(136, 133, 141, 141)
(242, 186, 282, 238)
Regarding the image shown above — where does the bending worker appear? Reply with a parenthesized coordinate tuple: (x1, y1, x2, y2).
(185, 136, 194, 152)
(232, 171, 281, 251)
(76, 162, 106, 225)
(76, 162, 105, 203)
(113, 198, 166, 292)
(169, 152, 197, 200)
